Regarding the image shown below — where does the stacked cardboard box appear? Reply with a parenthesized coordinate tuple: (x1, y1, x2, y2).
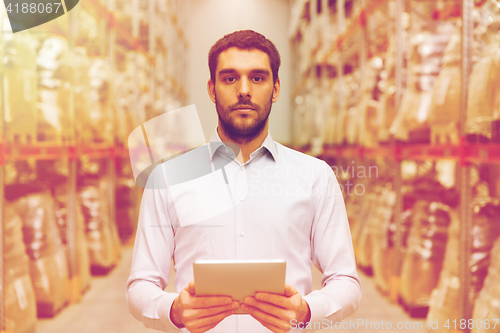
(4, 206, 37, 333)
(9, 190, 69, 317)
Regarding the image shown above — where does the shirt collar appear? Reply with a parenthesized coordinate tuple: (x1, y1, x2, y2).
(208, 127, 277, 162)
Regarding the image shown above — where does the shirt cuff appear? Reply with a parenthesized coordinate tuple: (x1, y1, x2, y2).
(303, 291, 343, 324)
(158, 292, 182, 333)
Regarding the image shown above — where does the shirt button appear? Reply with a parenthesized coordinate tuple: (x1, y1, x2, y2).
(240, 166, 245, 171)
(240, 231, 245, 237)
(240, 196, 245, 201)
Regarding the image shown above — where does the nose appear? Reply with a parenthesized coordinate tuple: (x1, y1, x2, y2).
(238, 77, 251, 99)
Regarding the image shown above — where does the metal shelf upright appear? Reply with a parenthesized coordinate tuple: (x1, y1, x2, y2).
(66, 4, 79, 303)
(0, 7, 5, 331)
(459, 0, 474, 330)
(107, 0, 118, 267)
(391, 0, 405, 302)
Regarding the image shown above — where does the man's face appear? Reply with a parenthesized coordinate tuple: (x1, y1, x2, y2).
(208, 47, 280, 142)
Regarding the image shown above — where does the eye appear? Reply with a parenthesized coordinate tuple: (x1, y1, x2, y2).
(225, 77, 236, 83)
(252, 76, 264, 82)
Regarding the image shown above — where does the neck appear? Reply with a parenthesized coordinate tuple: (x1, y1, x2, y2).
(217, 123, 269, 163)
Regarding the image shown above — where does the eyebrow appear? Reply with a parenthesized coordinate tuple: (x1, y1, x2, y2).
(217, 68, 271, 76)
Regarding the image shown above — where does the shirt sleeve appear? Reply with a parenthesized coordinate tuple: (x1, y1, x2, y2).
(302, 161, 362, 328)
(126, 165, 183, 333)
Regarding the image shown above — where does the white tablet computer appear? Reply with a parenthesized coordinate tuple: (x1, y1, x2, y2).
(193, 259, 286, 314)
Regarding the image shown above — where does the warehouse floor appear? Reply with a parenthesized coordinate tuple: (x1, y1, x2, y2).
(36, 246, 426, 333)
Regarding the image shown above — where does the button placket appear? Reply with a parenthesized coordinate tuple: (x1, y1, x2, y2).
(234, 163, 248, 246)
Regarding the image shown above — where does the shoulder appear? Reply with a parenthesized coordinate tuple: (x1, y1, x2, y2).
(274, 143, 335, 178)
(142, 163, 168, 190)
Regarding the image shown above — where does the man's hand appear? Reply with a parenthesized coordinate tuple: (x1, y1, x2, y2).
(170, 280, 239, 333)
(241, 284, 311, 333)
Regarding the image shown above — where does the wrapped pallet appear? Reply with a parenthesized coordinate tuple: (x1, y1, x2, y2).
(73, 46, 94, 144)
(80, 177, 121, 274)
(4, 206, 37, 333)
(472, 237, 500, 333)
(114, 55, 139, 145)
(465, 37, 500, 141)
(425, 209, 461, 332)
(377, 36, 398, 142)
(428, 28, 461, 145)
(352, 166, 392, 275)
(3, 34, 38, 144)
(352, 189, 378, 274)
(9, 189, 69, 317)
(376, 9, 410, 142)
(370, 183, 397, 294)
(112, 51, 144, 139)
(397, 161, 458, 317)
(102, 178, 122, 265)
(345, 180, 362, 228)
(293, 87, 314, 147)
(345, 72, 361, 145)
(391, 1, 456, 143)
(351, 159, 391, 275)
(400, 201, 452, 316)
(323, 78, 338, 145)
(334, 74, 350, 145)
(357, 58, 384, 148)
(115, 176, 140, 241)
(88, 57, 114, 143)
(36, 36, 73, 143)
(389, 209, 413, 260)
(54, 183, 91, 299)
(465, 0, 500, 142)
(428, 182, 500, 332)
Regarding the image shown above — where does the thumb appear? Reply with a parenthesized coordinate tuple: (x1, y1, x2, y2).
(185, 280, 196, 295)
(284, 284, 298, 297)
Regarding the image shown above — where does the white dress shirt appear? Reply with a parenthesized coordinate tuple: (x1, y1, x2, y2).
(126, 130, 362, 333)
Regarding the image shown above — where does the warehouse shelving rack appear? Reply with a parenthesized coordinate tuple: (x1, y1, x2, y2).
(0, 0, 189, 331)
(291, 0, 481, 330)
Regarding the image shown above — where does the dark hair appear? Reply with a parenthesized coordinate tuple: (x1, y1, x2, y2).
(208, 30, 281, 84)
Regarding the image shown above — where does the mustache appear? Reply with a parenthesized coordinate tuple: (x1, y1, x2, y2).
(230, 99, 258, 110)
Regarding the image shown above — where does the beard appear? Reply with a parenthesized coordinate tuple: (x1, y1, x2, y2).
(216, 93, 273, 144)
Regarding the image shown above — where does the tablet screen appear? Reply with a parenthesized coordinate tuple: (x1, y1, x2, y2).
(193, 259, 286, 313)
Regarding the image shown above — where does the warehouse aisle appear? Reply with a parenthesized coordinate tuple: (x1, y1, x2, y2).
(316, 274, 427, 333)
(36, 245, 425, 333)
(36, 246, 150, 333)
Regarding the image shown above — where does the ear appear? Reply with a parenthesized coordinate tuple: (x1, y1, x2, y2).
(207, 79, 216, 103)
(272, 77, 281, 103)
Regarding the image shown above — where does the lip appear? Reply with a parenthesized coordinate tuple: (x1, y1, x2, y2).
(234, 108, 254, 114)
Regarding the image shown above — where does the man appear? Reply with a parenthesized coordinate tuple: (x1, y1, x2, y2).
(127, 30, 361, 333)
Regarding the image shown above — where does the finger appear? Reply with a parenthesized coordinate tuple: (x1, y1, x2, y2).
(186, 280, 195, 295)
(254, 292, 294, 309)
(185, 309, 236, 333)
(191, 295, 234, 309)
(241, 304, 290, 332)
(243, 297, 295, 322)
(195, 310, 236, 333)
(284, 284, 298, 297)
(183, 302, 239, 321)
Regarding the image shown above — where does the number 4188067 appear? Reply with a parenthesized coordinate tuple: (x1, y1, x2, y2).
(444, 319, 499, 330)
(6, 2, 62, 14)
